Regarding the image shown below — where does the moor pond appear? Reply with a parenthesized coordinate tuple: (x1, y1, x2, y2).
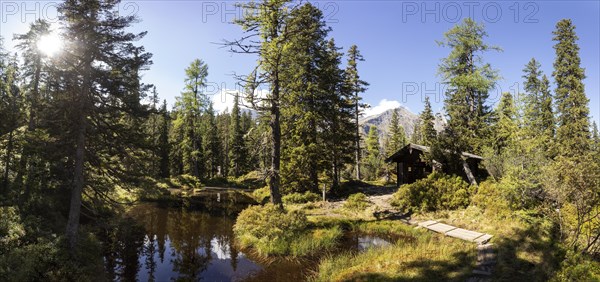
(100, 192, 391, 281)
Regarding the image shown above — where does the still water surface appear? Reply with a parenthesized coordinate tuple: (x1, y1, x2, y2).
(103, 198, 390, 281)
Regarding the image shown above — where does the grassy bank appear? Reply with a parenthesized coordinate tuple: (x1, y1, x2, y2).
(413, 206, 563, 280)
(312, 233, 475, 282)
(234, 204, 345, 257)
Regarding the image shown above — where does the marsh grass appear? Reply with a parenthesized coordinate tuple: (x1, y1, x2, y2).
(414, 206, 563, 281)
(290, 226, 343, 256)
(311, 231, 475, 282)
(234, 204, 343, 257)
(352, 220, 421, 242)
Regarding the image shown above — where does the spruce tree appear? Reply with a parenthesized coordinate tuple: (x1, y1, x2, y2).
(202, 103, 220, 179)
(158, 100, 170, 178)
(320, 39, 355, 188)
(386, 109, 407, 155)
(228, 0, 292, 205)
(419, 96, 437, 147)
(12, 20, 51, 200)
(58, 0, 153, 250)
(216, 111, 231, 177)
(345, 45, 369, 180)
(438, 18, 499, 155)
(229, 94, 247, 177)
(552, 19, 590, 157)
(521, 58, 555, 156)
(172, 59, 209, 178)
(592, 121, 600, 154)
(411, 125, 422, 144)
(522, 58, 542, 136)
(494, 92, 518, 154)
(280, 3, 330, 192)
(0, 50, 22, 195)
(365, 125, 381, 181)
(539, 75, 555, 155)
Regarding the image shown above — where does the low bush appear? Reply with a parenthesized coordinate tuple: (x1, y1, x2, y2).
(0, 234, 105, 281)
(0, 207, 25, 253)
(390, 173, 473, 213)
(552, 250, 600, 281)
(251, 186, 271, 204)
(203, 176, 229, 187)
(170, 174, 202, 190)
(471, 179, 512, 218)
(232, 171, 265, 189)
(234, 204, 342, 256)
(283, 191, 321, 204)
(234, 204, 308, 256)
(343, 193, 370, 211)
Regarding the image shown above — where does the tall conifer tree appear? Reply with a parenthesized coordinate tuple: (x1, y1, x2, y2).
(552, 19, 590, 157)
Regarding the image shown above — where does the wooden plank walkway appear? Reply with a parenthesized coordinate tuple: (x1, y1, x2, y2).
(416, 220, 496, 278)
(417, 220, 493, 244)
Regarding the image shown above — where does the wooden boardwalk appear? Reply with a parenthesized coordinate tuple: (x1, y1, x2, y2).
(416, 220, 496, 278)
(417, 220, 493, 244)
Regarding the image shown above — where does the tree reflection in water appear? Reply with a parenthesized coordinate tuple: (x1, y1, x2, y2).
(102, 198, 393, 281)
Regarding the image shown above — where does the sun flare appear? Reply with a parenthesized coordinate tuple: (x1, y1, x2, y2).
(37, 33, 62, 56)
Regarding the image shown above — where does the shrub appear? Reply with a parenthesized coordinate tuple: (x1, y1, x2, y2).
(0, 234, 104, 282)
(390, 173, 472, 213)
(0, 207, 25, 253)
(283, 191, 321, 204)
(204, 176, 229, 187)
(552, 251, 600, 281)
(344, 193, 370, 211)
(234, 204, 308, 256)
(170, 174, 202, 189)
(472, 179, 512, 218)
(251, 186, 271, 204)
(232, 170, 265, 189)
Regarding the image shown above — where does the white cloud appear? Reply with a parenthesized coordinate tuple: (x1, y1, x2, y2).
(363, 99, 401, 117)
(210, 89, 237, 113)
(211, 88, 269, 113)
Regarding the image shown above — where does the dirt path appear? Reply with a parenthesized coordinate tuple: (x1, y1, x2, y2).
(368, 193, 394, 211)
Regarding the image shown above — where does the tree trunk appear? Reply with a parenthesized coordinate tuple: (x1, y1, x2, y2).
(269, 80, 282, 206)
(355, 96, 361, 180)
(332, 159, 339, 188)
(66, 106, 87, 251)
(66, 55, 92, 252)
(461, 159, 478, 186)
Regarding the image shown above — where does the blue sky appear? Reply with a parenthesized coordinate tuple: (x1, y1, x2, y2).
(1, 0, 598, 124)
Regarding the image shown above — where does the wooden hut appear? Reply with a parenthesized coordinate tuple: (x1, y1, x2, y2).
(385, 143, 485, 186)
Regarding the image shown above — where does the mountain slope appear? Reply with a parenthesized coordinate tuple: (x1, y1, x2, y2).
(359, 106, 446, 141)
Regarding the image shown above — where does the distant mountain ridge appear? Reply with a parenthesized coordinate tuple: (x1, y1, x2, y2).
(359, 106, 447, 141)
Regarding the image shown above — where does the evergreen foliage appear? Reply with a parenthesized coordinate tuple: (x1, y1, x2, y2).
(552, 19, 590, 157)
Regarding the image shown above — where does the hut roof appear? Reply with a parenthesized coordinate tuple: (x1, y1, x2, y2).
(385, 143, 484, 163)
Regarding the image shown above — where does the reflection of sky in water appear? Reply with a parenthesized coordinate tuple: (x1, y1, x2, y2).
(136, 235, 262, 282)
(357, 236, 391, 251)
(117, 204, 395, 281)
